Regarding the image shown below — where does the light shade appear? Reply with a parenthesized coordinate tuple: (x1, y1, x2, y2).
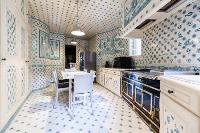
(71, 29, 85, 36)
(70, 41, 77, 44)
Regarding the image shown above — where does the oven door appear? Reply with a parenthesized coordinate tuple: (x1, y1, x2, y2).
(127, 80, 134, 99)
(122, 76, 134, 105)
(135, 82, 143, 106)
(142, 89, 153, 114)
(154, 96, 160, 122)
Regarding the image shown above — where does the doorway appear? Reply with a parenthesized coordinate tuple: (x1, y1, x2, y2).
(65, 45, 76, 68)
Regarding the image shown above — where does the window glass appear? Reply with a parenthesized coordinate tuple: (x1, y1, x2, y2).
(129, 39, 141, 56)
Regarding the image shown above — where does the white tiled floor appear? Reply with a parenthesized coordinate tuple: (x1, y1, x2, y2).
(5, 84, 153, 133)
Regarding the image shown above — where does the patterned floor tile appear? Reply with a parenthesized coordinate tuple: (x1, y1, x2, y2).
(5, 84, 153, 133)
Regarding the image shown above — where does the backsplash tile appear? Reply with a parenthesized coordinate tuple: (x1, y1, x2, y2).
(136, 2, 200, 69)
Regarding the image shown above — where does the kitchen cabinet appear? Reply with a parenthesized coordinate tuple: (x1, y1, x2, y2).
(160, 93, 200, 133)
(159, 76, 200, 133)
(96, 68, 123, 97)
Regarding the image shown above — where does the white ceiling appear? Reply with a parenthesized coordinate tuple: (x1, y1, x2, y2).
(28, 0, 123, 39)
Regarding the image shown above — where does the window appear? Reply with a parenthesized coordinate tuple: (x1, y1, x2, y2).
(129, 39, 142, 56)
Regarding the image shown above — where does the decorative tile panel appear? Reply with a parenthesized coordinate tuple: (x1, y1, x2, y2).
(20, 66, 26, 96)
(95, 29, 129, 68)
(124, 0, 151, 26)
(7, 9, 16, 56)
(21, 27, 25, 59)
(164, 107, 185, 133)
(7, 66, 17, 110)
(21, 0, 25, 15)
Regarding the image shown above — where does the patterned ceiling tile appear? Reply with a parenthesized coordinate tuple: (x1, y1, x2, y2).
(28, 0, 122, 39)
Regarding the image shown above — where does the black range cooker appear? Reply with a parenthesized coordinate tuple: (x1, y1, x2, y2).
(121, 69, 195, 133)
(122, 69, 160, 133)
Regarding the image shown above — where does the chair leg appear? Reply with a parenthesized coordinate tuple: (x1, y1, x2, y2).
(83, 95, 87, 106)
(90, 92, 94, 115)
(72, 93, 75, 115)
(53, 90, 58, 108)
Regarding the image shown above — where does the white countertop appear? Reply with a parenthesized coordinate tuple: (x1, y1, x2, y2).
(158, 75, 200, 94)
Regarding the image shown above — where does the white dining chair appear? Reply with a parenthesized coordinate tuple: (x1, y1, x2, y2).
(72, 74, 94, 114)
(90, 70, 96, 82)
(90, 70, 96, 75)
(52, 70, 69, 108)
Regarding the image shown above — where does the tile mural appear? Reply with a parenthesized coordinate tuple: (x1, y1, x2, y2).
(96, 29, 129, 68)
(124, 0, 151, 26)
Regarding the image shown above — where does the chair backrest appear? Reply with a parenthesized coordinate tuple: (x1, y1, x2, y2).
(52, 70, 59, 84)
(90, 70, 96, 75)
(74, 74, 93, 94)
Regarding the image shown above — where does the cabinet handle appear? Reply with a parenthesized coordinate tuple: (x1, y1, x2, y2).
(25, 61, 29, 63)
(168, 90, 174, 94)
(1, 58, 6, 61)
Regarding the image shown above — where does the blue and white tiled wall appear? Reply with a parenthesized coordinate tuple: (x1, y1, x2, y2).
(31, 18, 89, 90)
(31, 18, 66, 90)
(31, 18, 50, 90)
(136, 1, 200, 70)
(95, 2, 200, 71)
(96, 29, 129, 68)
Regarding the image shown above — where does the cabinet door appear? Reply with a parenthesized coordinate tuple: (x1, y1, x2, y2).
(104, 74, 110, 88)
(100, 73, 105, 86)
(96, 74, 100, 84)
(160, 93, 200, 133)
(0, 1, 30, 128)
(112, 75, 121, 96)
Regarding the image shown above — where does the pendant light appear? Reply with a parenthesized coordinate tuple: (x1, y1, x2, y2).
(70, 38, 77, 45)
(71, 0, 85, 36)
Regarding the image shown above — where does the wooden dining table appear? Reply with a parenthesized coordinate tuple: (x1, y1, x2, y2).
(61, 70, 96, 118)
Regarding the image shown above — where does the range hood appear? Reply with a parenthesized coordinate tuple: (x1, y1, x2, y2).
(135, 19, 156, 30)
(121, 0, 194, 39)
(158, 0, 187, 13)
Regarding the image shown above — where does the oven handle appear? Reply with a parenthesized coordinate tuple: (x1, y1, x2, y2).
(122, 77, 160, 92)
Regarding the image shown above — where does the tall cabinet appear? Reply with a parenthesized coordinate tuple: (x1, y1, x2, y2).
(0, 0, 31, 130)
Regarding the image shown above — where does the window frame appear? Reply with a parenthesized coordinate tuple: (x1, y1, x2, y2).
(129, 38, 142, 57)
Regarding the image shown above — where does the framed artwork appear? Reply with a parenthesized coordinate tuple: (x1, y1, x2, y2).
(39, 30, 49, 58)
(49, 39, 60, 60)
(124, 0, 151, 27)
